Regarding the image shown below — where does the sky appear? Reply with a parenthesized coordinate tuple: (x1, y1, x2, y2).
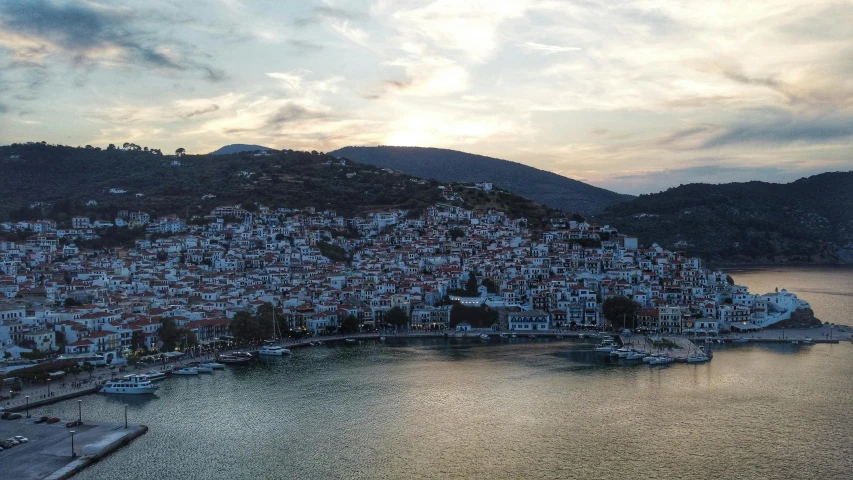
(1, 0, 852, 195)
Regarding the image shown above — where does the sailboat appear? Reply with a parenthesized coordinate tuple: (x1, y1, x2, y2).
(259, 303, 291, 356)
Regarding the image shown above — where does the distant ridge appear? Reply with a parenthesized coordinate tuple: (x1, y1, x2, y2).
(330, 146, 633, 215)
(596, 171, 853, 264)
(210, 144, 270, 155)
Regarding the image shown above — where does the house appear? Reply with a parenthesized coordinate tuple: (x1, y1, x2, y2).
(456, 322, 472, 332)
(508, 310, 550, 331)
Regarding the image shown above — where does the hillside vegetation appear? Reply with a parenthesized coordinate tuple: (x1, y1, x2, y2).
(0, 143, 562, 225)
(330, 146, 633, 216)
(596, 172, 853, 264)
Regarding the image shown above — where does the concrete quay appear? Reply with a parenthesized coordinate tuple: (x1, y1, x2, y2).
(0, 418, 146, 480)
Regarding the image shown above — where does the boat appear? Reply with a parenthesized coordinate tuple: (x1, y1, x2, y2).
(626, 351, 646, 360)
(733, 338, 749, 343)
(218, 355, 251, 365)
(189, 362, 214, 373)
(650, 356, 674, 365)
(142, 370, 168, 381)
(803, 338, 815, 344)
(594, 344, 615, 352)
(791, 340, 799, 345)
(200, 361, 225, 370)
(259, 345, 291, 356)
(100, 375, 158, 394)
(576, 334, 582, 340)
(617, 348, 632, 358)
(499, 333, 508, 339)
(380, 336, 386, 341)
(642, 354, 659, 363)
(528, 334, 536, 339)
(479, 334, 490, 340)
(511, 334, 517, 338)
(172, 367, 199, 375)
(345, 338, 357, 344)
(687, 354, 710, 363)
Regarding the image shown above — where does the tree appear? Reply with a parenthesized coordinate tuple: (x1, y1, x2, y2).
(81, 361, 95, 378)
(158, 318, 181, 351)
(465, 270, 478, 294)
(131, 330, 145, 351)
(384, 306, 409, 330)
(448, 227, 464, 240)
(340, 314, 360, 334)
(602, 296, 640, 330)
(107, 143, 116, 150)
(175, 147, 186, 157)
(229, 311, 261, 343)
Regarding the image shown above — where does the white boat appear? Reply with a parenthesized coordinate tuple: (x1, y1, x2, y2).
(345, 338, 357, 344)
(101, 375, 158, 394)
(626, 351, 646, 360)
(172, 367, 199, 375)
(791, 340, 799, 345)
(193, 364, 214, 373)
(511, 334, 517, 338)
(687, 354, 710, 363)
(642, 354, 659, 363)
(379, 336, 386, 341)
(142, 370, 168, 381)
(650, 356, 674, 365)
(803, 338, 815, 344)
(259, 345, 291, 356)
(576, 334, 583, 340)
(499, 333, 508, 339)
(615, 347, 632, 358)
(733, 338, 749, 343)
(200, 361, 225, 370)
(594, 343, 615, 352)
(479, 334, 490, 340)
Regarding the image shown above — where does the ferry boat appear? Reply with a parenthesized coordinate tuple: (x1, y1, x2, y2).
(101, 375, 158, 394)
(259, 345, 291, 356)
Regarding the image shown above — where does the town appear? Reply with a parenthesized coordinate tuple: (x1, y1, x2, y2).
(0, 197, 813, 370)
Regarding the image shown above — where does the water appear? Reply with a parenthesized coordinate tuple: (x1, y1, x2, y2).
(32, 337, 853, 480)
(728, 265, 853, 327)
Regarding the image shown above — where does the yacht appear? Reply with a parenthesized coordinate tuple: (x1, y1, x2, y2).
(172, 366, 199, 375)
(687, 354, 710, 363)
(141, 370, 168, 381)
(219, 355, 251, 365)
(259, 345, 291, 356)
(594, 343, 616, 352)
(626, 351, 646, 360)
(189, 362, 214, 373)
(101, 375, 158, 394)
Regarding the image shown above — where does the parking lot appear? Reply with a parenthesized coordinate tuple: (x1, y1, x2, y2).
(0, 415, 98, 479)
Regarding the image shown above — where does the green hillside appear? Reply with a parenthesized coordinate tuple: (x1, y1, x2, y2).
(596, 172, 853, 264)
(330, 146, 633, 216)
(0, 143, 561, 226)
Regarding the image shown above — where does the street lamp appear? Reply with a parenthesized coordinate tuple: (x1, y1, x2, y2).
(124, 404, 128, 429)
(25, 395, 29, 418)
(70, 430, 76, 458)
(78, 399, 82, 423)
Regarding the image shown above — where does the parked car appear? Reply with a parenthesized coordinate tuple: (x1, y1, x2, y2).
(66, 420, 82, 428)
(45, 417, 61, 424)
(34, 416, 50, 424)
(13, 436, 28, 443)
(0, 440, 14, 449)
(0, 412, 10, 420)
(5, 438, 19, 446)
(3, 413, 22, 420)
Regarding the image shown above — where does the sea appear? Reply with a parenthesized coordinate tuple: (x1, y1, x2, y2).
(32, 267, 853, 480)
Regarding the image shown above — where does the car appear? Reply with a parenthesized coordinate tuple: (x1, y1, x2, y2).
(5, 438, 19, 446)
(0, 440, 14, 449)
(34, 416, 49, 424)
(66, 420, 82, 428)
(45, 417, 61, 424)
(13, 436, 27, 443)
(0, 412, 9, 420)
(4, 413, 22, 420)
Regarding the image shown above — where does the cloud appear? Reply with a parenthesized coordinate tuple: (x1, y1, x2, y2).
(0, 103, 8, 114)
(701, 115, 853, 148)
(184, 104, 220, 119)
(0, 0, 222, 79)
(518, 42, 581, 55)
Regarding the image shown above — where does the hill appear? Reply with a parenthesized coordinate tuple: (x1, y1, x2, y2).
(596, 172, 853, 264)
(0, 143, 561, 227)
(329, 146, 633, 216)
(209, 144, 269, 155)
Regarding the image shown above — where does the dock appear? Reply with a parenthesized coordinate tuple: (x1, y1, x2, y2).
(618, 335, 704, 362)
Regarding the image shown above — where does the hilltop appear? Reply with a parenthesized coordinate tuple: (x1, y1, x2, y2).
(596, 172, 853, 264)
(209, 144, 269, 155)
(0, 143, 562, 226)
(329, 146, 633, 216)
